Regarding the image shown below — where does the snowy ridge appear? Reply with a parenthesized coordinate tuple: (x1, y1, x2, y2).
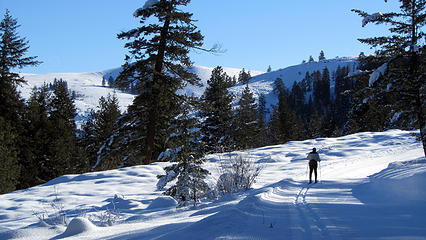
(0, 129, 424, 239)
(19, 66, 263, 127)
(230, 57, 359, 111)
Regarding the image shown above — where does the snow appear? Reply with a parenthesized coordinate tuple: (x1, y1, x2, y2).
(147, 196, 177, 210)
(362, 12, 383, 27)
(18, 66, 262, 128)
(369, 62, 387, 87)
(0, 129, 425, 239)
(62, 217, 97, 237)
(229, 57, 358, 116)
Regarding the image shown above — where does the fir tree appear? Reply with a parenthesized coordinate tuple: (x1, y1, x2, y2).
(233, 84, 259, 149)
(0, 117, 20, 194)
(21, 85, 52, 188)
(352, 0, 426, 155)
(46, 79, 84, 179)
(257, 93, 268, 146)
(319, 50, 326, 61)
(157, 102, 210, 206)
(200, 66, 234, 153)
(267, 65, 272, 72)
(115, 0, 205, 164)
(81, 94, 121, 170)
(0, 10, 40, 192)
(238, 68, 251, 84)
(0, 10, 41, 122)
(269, 78, 301, 143)
(308, 55, 315, 62)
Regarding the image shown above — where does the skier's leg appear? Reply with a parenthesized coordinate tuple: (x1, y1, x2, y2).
(309, 165, 313, 184)
(314, 166, 317, 183)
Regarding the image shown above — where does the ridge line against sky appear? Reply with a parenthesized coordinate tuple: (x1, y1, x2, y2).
(1, 0, 401, 74)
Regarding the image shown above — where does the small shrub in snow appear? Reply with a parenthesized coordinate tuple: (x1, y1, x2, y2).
(32, 187, 68, 226)
(216, 155, 263, 195)
(89, 194, 122, 226)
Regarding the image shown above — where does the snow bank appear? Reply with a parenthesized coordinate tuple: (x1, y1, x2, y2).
(63, 217, 96, 237)
(147, 196, 177, 209)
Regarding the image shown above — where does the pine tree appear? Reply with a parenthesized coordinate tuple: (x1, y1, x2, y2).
(0, 10, 40, 192)
(0, 116, 20, 194)
(233, 84, 259, 149)
(115, 0, 205, 164)
(200, 66, 234, 153)
(269, 78, 301, 143)
(46, 79, 84, 179)
(257, 93, 268, 146)
(0, 10, 41, 122)
(308, 55, 315, 62)
(319, 50, 326, 61)
(81, 94, 121, 170)
(157, 102, 210, 206)
(352, 0, 426, 155)
(267, 65, 272, 72)
(238, 68, 251, 84)
(20, 85, 52, 188)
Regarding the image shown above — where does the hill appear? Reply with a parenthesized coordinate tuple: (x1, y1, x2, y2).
(19, 66, 264, 126)
(0, 129, 424, 239)
(19, 58, 358, 126)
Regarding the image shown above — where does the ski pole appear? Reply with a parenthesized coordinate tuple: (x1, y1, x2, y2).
(319, 161, 322, 183)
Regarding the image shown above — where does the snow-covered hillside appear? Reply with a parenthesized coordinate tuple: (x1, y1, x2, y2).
(230, 57, 359, 112)
(19, 66, 263, 126)
(19, 58, 358, 126)
(1, 129, 425, 239)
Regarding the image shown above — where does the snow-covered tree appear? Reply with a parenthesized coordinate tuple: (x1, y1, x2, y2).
(352, 0, 426, 155)
(157, 102, 210, 206)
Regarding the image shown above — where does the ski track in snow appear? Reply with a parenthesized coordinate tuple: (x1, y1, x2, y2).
(0, 130, 425, 240)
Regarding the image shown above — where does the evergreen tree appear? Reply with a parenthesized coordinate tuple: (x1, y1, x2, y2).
(0, 10, 40, 192)
(0, 10, 41, 122)
(0, 116, 20, 194)
(352, 0, 426, 155)
(107, 76, 114, 88)
(81, 94, 121, 170)
(308, 55, 315, 62)
(157, 102, 210, 206)
(267, 65, 272, 72)
(238, 68, 251, 84)
(200, 66, 234, 153)
(269, 78, 301, 143)
(21, 85, 52, 188)
(114, 0, 205, 164)
(46, 79, 84, 179)
(321, 67, 331, 107)
(233, 84, 259, 149)
(319, 50, 326, 61)
(257, 93, 268, 146)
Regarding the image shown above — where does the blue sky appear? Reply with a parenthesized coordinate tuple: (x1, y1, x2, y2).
(1, 0, 401, 74)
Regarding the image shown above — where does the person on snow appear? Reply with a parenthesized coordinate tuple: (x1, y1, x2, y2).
(307, 148, 321, 184)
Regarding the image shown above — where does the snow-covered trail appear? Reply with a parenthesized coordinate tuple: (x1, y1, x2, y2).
(1, 130, 425, 240)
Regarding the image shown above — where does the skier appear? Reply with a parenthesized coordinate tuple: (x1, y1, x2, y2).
(307, 148, 321, 184)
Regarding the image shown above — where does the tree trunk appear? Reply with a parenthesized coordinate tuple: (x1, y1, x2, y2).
(144, 16, 171, 164)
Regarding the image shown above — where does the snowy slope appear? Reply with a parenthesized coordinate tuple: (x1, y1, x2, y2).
(19, 66, 263, 127)
(229, 57, 359, 112)
(19, 58, 357, 127)
(0, 129, 425, 240)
